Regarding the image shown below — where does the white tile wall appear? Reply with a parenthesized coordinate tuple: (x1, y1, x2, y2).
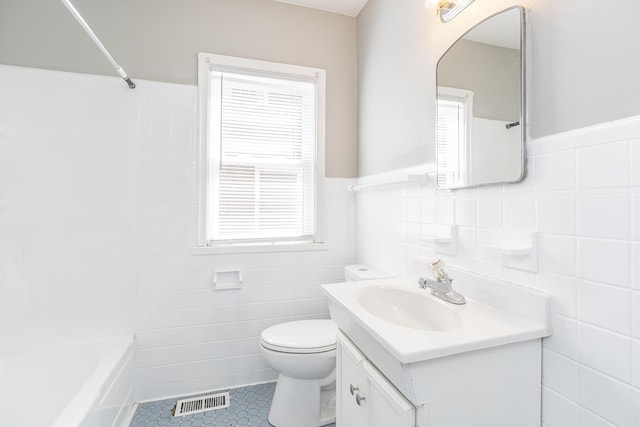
(633, 141, 640, 187)
(634, 390, 640, 426)
(633, 340, 640, 388)
(504, 195, 536, 231)
(134, 82, 356, 401)
(578, 281, 631, 335)
(356, 116, 640, 426)
(577, 239, 630, 287)
(0, 65, 137, 351)
(578, 194, 630, 240)
(436, 196, 455, 225)
(579, 366, 635, 426)
(539, 234, 577, 277)
(544, 314, 578, 360)
(577, 323, 632, 383)
(579, 409, 618, 427)
(542, 349, 578, 401)
(535, 150, 576, 191)
(537, 195, 576, 236)
(537, 274, 577, 318)
(454, 198, 476, 227)
(634, 244, 640, 290)
(477, 197, 502, 229)
(634, 292, 640, 340)
(542, 387, 578, 427)
(577, 142, 631, 189)
(633, 195, 640, 241)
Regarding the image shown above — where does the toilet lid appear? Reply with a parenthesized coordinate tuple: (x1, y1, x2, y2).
(261, 320, 337, 354)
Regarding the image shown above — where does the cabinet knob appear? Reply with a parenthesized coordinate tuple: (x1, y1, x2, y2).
(349, 384, 359, 396)
(355, 393, 366, 406)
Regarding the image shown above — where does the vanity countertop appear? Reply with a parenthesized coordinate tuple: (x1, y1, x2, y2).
(322, 269, 551, 364)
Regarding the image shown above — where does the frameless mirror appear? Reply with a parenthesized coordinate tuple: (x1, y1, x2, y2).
(436, 6, 525, 189)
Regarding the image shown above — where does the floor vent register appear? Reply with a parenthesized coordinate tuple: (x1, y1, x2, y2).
(172, 391, 230, 416)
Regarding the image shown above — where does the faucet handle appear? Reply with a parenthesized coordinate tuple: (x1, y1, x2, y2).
(431, 259, 449, 281)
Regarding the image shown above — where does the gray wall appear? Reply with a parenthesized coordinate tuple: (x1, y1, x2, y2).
(0, 0, 357, 177)
(438, 40, 520, 122)
(357, 0, 640, 176)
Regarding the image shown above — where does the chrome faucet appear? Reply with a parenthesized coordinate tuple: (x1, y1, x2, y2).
(418, 259, 466, 305)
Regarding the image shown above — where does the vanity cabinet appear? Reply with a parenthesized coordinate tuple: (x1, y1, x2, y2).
(324, 263, 551, 427)
(337, 331, 415, 427)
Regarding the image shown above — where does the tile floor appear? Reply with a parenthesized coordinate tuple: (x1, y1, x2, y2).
(128, 382, 336, 427)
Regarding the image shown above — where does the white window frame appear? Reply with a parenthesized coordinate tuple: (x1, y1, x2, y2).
(436, 86, 474, 188)
(195, 52, 326, 255)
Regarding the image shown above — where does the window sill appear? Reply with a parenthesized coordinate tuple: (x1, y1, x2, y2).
(192, 241, 327, 255)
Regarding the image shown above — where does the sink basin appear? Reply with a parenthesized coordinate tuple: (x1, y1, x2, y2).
(322, 267, 551, 364)
(358, 286, 462, 331)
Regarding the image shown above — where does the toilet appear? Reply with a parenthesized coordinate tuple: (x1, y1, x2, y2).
(260, 264, 391, 427)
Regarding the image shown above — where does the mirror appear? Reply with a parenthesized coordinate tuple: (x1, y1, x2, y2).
(436, 6, 525, 189)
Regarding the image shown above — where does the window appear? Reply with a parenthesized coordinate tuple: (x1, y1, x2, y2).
(436, 86, 473, 188)
(197, 53, 326, 252)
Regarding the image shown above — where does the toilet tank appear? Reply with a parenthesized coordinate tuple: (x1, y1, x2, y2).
(344, 264, 392, 282)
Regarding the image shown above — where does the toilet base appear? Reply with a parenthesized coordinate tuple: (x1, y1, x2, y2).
(268, 374, 336, 427)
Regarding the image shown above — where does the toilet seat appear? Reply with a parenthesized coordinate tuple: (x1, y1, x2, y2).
(261, 320, 337, 354)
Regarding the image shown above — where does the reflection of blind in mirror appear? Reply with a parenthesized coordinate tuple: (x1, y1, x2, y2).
(437, 98, 468, 188)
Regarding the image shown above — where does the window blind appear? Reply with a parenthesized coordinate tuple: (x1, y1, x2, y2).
(206, 69, 317, 244)
(436, 97, 467, 188)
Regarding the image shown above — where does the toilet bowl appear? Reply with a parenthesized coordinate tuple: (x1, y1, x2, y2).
(260, 320, 337, 427)
(260, 264, 391, 427)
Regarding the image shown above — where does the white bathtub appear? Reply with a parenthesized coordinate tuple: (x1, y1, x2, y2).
(0, 338, 134, 427)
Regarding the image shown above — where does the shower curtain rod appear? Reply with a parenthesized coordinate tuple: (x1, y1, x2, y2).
(60, 0, 136, 89)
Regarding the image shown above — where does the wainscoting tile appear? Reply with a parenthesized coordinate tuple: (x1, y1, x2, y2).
(578, 194, 630, 240)
(541, 387, 578, 427)
(537, 195, 576, 236)
(578, 281, 631, 335)
(577, 239, 630, 288)
(535, 151, 576, 191)
(579, 366, 634, 427)
(577, 323, 632, 383)
(577, 142, 630, 189)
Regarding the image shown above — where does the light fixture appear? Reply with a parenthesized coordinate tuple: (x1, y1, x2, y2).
(435, 0, 475, 23)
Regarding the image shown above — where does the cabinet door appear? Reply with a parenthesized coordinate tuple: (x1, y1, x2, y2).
(336, 332, 366, 427)
(363, 361, 415, 427)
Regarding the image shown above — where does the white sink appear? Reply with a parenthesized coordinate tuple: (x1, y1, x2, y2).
(322, 266, 551, 364)
(358, 286, 462, 331)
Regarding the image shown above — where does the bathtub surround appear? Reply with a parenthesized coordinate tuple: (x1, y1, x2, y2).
(356, 115, 640, 426)
(0, 65, 136, 427)
(0, 65, 137, 352)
